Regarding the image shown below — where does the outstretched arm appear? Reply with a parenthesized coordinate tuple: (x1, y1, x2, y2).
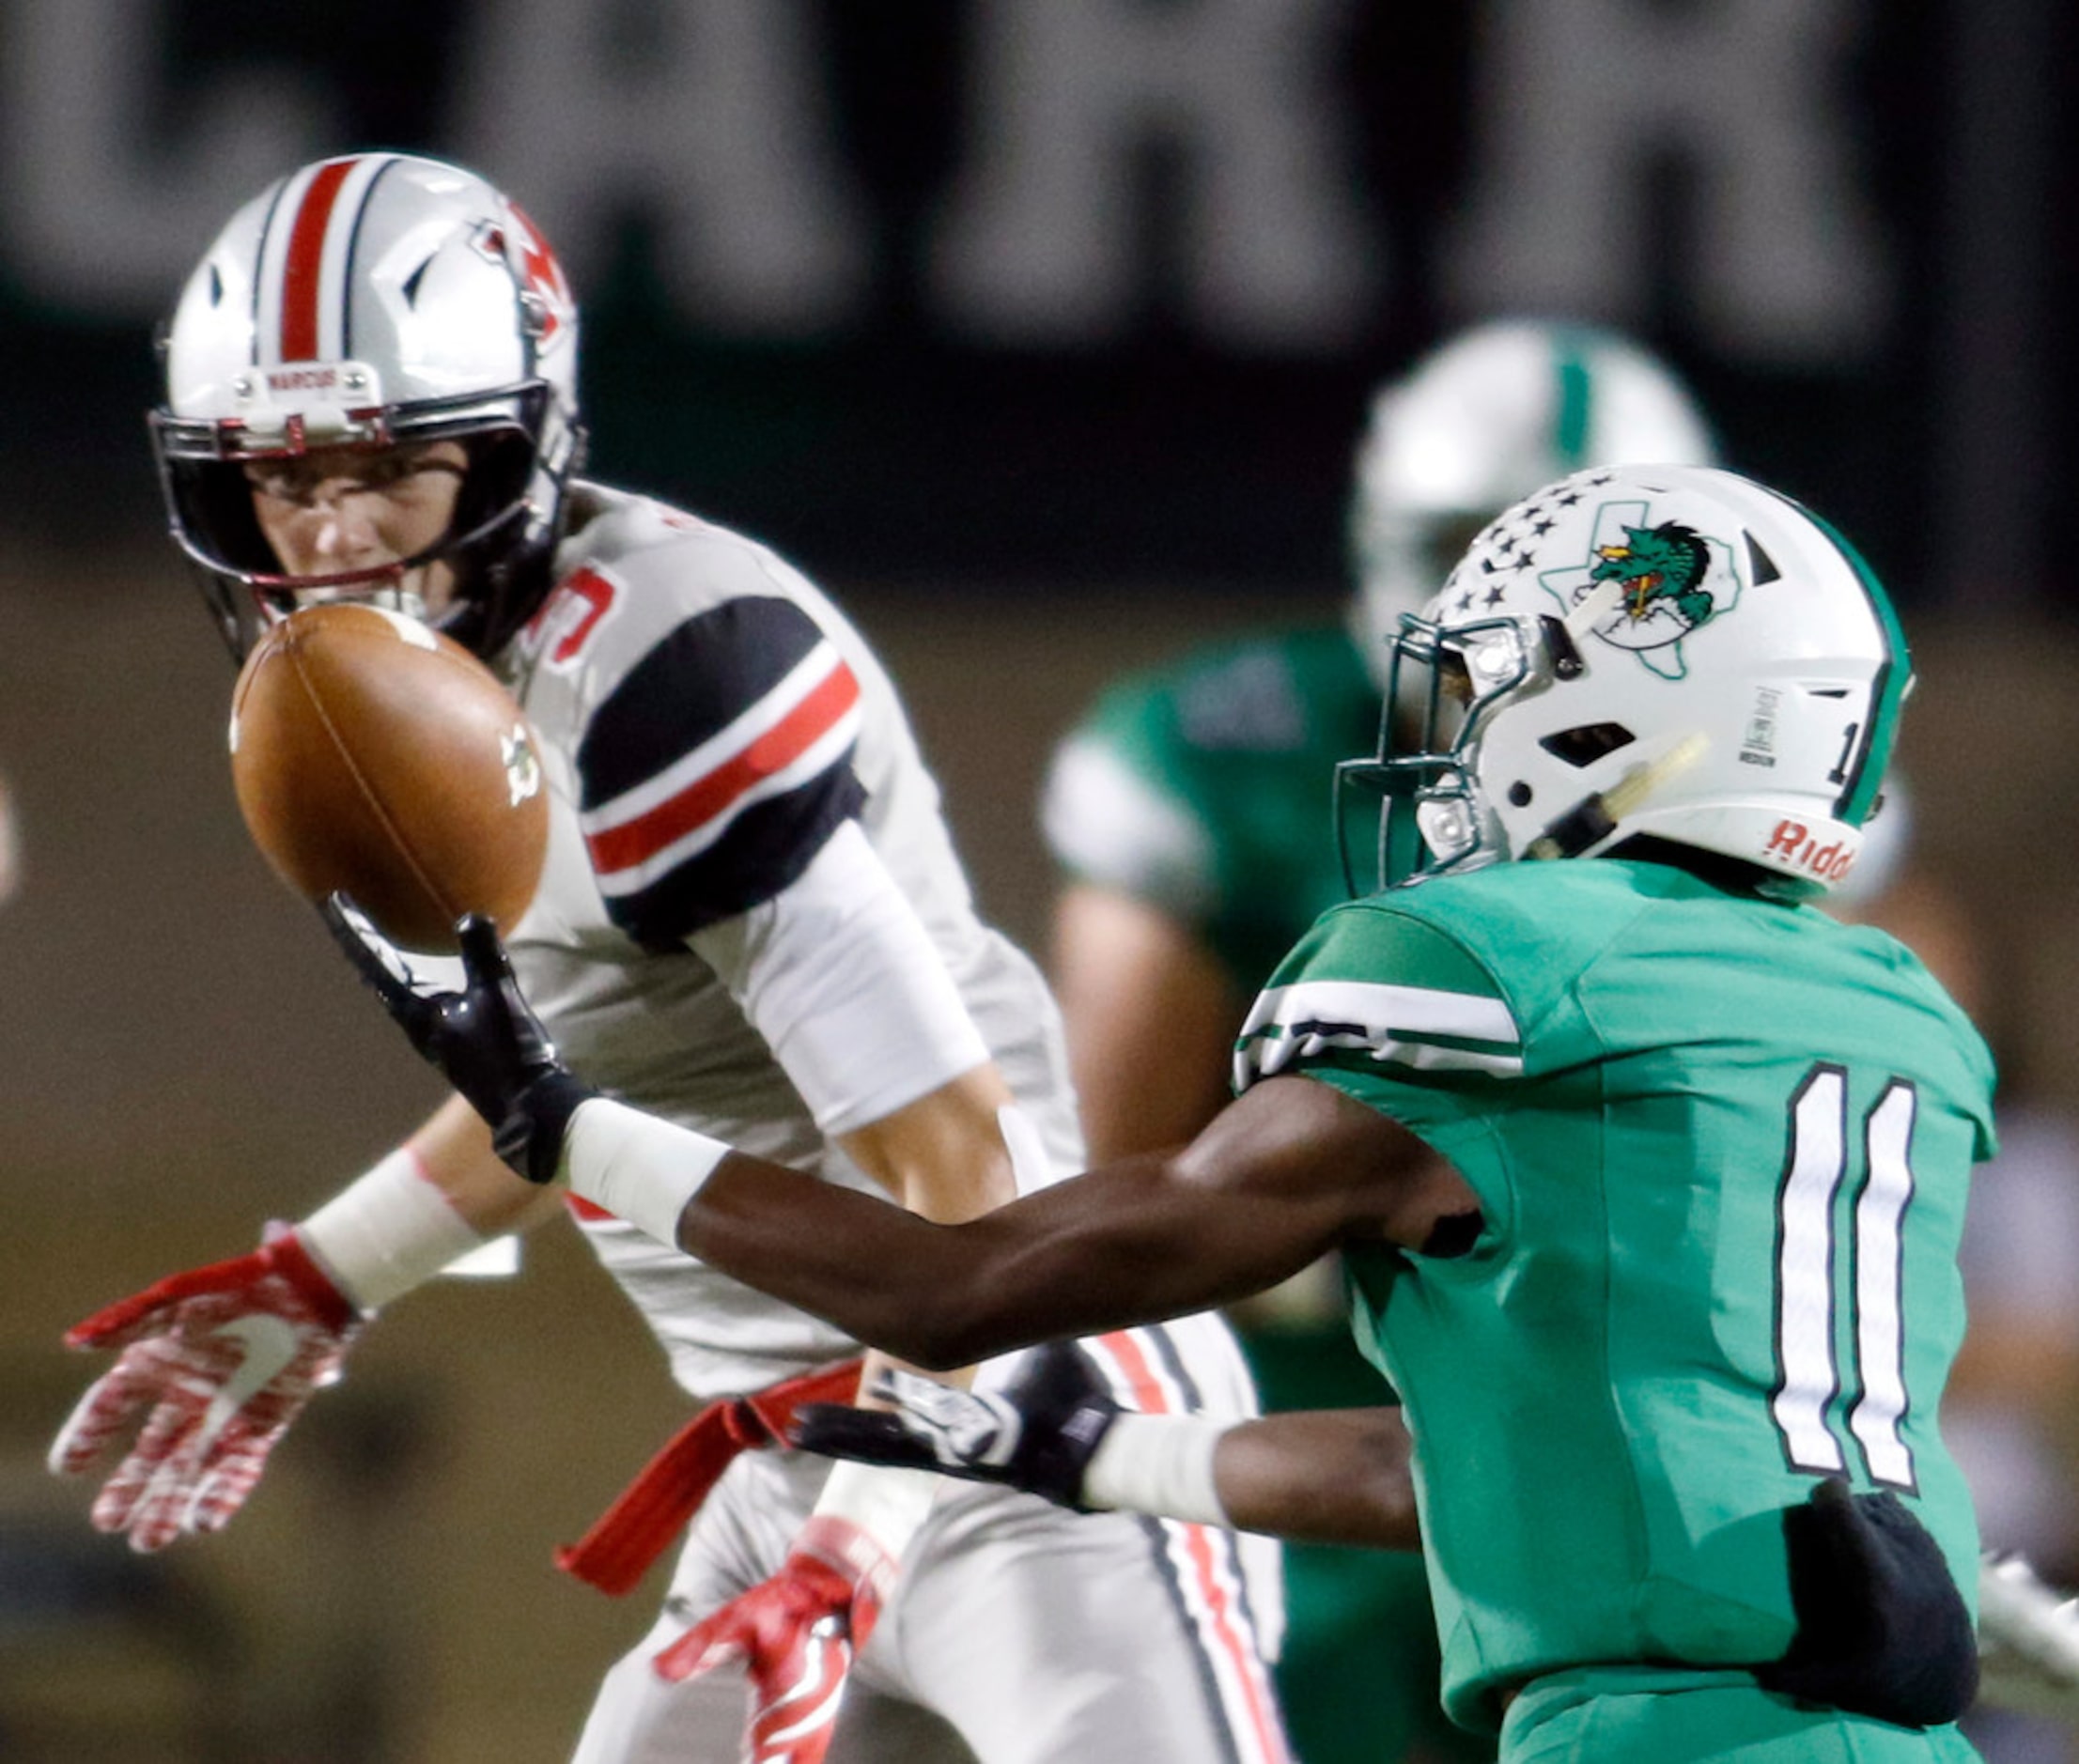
(796, 1346, 1423, 1548)
(329, 905, 1469, 1369)
(676, 1071, 1445, 1367)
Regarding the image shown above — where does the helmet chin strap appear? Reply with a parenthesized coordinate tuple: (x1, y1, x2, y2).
(1526, 734, 1709, 861)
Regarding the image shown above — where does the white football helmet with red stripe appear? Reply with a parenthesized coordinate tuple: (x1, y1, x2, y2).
(151, 152, 584, 660)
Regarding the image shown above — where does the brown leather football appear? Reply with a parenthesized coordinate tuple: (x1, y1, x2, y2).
(229, 603, 549, 952)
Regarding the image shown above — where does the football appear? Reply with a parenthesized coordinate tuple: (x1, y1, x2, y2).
(229, 602, 550, 952)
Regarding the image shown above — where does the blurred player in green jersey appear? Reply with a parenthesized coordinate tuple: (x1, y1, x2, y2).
(1041, 320, 1717, 1762)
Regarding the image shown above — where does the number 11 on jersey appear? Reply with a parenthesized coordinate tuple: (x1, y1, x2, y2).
(1772, 1063, 1919, 1489)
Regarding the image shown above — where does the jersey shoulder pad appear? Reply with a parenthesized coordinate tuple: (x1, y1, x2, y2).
(1238, 897, 1524, 1090)
(1044, 624, 1367, 917)
(1385, 859, 1655, 1001)
(551, 519, 866, 946)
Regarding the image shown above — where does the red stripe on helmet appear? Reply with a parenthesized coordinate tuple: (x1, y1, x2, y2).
(279, 158, 360, 364)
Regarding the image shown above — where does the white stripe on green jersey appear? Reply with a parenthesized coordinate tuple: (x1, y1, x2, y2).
(1235, 978, 1522, 1084)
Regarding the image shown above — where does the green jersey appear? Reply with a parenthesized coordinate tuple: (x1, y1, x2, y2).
(1235, 857, 1996, 1731)
(1043, 624, 1380, 991)
(1048, 623, 1493, 1761)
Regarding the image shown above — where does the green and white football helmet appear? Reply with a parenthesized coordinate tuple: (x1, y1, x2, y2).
(1340, 463, 1912, 902)
(1350, 319, 1718, 673)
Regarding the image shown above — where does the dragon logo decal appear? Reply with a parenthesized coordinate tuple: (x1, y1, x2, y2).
(1541, 501, 1741, 679)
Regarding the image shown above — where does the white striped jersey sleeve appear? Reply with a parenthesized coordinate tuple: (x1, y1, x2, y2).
(574, 594, 864, 945)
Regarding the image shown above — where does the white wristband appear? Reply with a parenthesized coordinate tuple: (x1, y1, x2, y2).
(299, 1147, 488, 1313)
(559, 1096, 728, 1250)
(1081, 1413, 1233, 1527)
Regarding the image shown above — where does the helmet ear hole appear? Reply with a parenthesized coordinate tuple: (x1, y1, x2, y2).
(1540, 723, 1637, 767)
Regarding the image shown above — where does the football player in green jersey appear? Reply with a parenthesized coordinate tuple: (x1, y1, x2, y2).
(337, 463, 1992, 1760)
(1043, 319, 1718, 1763)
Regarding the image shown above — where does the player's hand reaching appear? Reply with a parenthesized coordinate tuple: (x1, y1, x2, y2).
(323, 895, 595, 1184)
(652, 1516, 897, 1763)
(793, 1339, 1119, 1511)
(48, 1228, 365, 1552)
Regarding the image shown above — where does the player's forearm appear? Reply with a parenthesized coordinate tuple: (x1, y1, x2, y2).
(1210, 1409, 1421, 1548)
(706, 1159, 1326, 1368)
(1087, 1406, 1423, 1546)
(684, 1152, 1127, 1369)
(558, 1096, 1290, 1367)
(836, 1064, 1021, 1224)
(296, 1098, 558, 1313)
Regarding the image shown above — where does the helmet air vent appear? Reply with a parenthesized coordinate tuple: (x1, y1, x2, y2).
(400, 255, 436, 308)
(1744, 532, 1782, 585)
(1540, 723, 1636, 768)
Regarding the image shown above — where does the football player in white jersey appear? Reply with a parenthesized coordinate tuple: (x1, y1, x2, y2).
(49, 153, 1286, 1764)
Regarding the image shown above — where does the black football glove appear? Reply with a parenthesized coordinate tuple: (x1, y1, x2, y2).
(791, 1339, 1120, 1511)
(1754, 1476, 1978, 1728)
(322, 896, 594, 1184)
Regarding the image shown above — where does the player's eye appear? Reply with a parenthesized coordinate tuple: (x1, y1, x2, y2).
(244, 465, 308, 503)
(245, 450, 459, 507)
(384, 454, 468, 497)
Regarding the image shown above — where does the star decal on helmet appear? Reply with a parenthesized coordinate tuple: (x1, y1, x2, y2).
(1536, 500, 1744, 680)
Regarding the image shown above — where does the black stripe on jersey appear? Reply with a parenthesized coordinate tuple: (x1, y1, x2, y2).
(1139, 1326, 1279, 1661)
(579, 596, 828, 801)
(576, 596, 863, 948)
(1132, 1511, 1249, 1764)
(610, 780, 865, 950)
(1140, 1322, 1206, 1410)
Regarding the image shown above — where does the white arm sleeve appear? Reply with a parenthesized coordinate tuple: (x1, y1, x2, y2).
(690, 820, 990, 1136)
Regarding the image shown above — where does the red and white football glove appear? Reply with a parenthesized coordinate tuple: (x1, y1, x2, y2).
(653, 1515, 892, 1763)
(48, 1226, 364, 1552)
(653, 1461, 936, 1764)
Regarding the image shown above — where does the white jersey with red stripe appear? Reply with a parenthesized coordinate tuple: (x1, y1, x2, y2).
(493, 482, 1075, 1398)
(493, 483, 1287, 1764)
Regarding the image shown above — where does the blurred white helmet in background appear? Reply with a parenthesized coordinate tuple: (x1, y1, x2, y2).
(1350, 319, 1718, 678)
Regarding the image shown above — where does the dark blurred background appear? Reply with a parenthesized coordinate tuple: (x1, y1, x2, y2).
(4, 2, 2079, 1758)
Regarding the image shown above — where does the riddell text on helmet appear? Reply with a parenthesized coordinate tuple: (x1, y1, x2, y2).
(1765, 819, 1856, 885)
